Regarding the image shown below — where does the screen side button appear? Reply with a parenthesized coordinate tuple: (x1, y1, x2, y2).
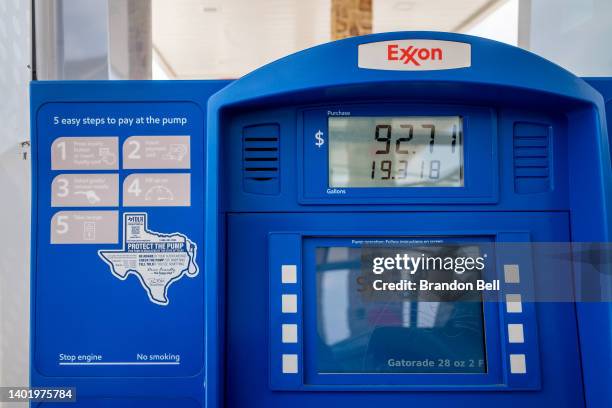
(504, 264, 521, 283)
(281, 265, 297, 283)
(281, 294, 298, 314)
(506, 294, 523, 313)
(282, 354, 299, 374)
(282, 324, 298, 343)
(508, 324, 525, 343)
(509, 354, 527, 374)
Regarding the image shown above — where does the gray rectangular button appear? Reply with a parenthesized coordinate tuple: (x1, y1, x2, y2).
(282, 324, 298, 343)
(51, 211, 118, 244)
(123, 136, 190, 169)
(282, 265, 297, 283)
(504, 264, 520, 283)
(51, 174, 119, 207)
(282, 354, 298, 374)
(506, 294, 523, 313)
(123, 173, 190, 207)
(508, 324, 525, 343)
(282, 294, 297, 313)
(510, 354, 527, 374)
(51, 137, 118, 170)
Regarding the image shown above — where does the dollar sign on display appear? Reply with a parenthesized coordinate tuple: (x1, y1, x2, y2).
(315, 130, 325, 148)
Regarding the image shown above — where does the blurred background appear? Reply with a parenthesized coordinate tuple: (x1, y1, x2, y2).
(28, 0, 612, 81)
(2, 0, 612, 400)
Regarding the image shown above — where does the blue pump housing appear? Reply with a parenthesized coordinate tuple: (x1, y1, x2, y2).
(208, 32, 612, 407)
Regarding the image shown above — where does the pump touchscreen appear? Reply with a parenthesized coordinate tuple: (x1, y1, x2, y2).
(329, 116, 463, 187)
(314, 241, 487, 374)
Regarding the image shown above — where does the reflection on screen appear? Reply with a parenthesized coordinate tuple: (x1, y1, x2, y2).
(315, 245, 487, 374)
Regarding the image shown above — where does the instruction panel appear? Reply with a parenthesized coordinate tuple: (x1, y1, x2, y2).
(33, 102, 205, 377)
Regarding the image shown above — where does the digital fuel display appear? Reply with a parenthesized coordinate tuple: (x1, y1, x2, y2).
(328, 116, 463, 187)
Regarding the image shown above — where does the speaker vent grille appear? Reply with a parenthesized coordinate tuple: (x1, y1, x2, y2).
(513, 122, 551, 194)
(243, 124, 280, 194)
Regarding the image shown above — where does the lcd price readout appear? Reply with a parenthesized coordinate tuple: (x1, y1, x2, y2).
(329, 116, 463, 188)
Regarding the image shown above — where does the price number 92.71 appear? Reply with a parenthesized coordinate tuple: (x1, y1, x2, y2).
(370, 123, 457, 181)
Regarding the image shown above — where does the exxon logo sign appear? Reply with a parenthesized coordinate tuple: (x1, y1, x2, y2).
(358, 39, 471, 71)
(387, 44, 443, 66)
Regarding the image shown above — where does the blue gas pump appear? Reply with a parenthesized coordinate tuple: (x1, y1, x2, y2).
(30, 32, 612, 407)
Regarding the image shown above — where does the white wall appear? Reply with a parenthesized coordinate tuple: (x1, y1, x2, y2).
(522, 0, 612, 76)
(0, 0, 32, 402)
